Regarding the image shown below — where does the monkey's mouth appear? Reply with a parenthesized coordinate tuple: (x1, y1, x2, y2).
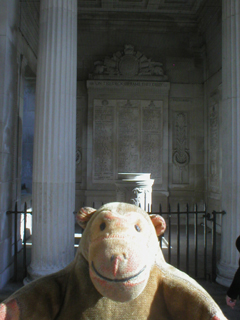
(91, 261, 146, 283)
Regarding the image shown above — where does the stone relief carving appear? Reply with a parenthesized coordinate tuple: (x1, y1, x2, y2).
(131, 187, 145, 207)
(90, 44, 168, 80)
(172, 113, 190, 168)
(172, 112, 190, 184)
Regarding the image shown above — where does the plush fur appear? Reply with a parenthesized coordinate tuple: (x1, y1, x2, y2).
(0, 202, 228, 319)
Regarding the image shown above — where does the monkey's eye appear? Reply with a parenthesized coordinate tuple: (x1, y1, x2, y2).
(135, 224, 141, 232)
(100, 222, 106, 231)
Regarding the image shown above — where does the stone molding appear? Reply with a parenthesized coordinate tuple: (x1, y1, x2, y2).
(87, 80, 170, 89)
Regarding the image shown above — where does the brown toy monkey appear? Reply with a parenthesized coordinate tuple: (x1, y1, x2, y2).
(0, 202, 228, 319)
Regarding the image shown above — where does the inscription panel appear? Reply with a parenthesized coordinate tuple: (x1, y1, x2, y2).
(142, 101, 163, 181)
(93, 99, 163, 183)
(93, 101, 115, 180)
(117, 101, 140, 173)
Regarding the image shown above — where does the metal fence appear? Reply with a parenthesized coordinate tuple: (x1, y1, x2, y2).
(8, 201, 225, 282)
(7, 202, 32, 281)
(151, 204, 226, 281)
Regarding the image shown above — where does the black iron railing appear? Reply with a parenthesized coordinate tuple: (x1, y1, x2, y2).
(151, 204, 226, 281)
(8, 201, 225, 282)
(7, 202, 32, 281)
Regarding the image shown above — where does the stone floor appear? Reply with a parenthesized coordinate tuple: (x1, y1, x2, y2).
(0, 223, 239, 319)
(0, 276, 239, 319)
(198, 280, 240, 319)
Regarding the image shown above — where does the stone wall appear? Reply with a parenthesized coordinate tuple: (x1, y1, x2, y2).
(168, 83, 204, 210)
(75, 3, 222, 213)
(76, 22, 206, 211)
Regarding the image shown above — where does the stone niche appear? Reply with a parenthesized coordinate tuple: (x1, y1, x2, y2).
(86, 45, 170, 209)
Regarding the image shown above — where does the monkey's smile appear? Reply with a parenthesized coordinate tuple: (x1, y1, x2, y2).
(91, 261, 146, 283)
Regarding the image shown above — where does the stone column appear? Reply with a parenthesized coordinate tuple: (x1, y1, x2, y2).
(216, 0, 240, 286)
(115, 173, 154, 212)
(28, 0, 77, 280)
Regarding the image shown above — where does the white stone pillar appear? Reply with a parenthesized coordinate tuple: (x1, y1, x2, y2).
(216, 0, 240, 286)
(28, 0, 77, 280)
(115, 173, 154, 212)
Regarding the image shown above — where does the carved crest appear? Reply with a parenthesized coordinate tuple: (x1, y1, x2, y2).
(89, 45, 168, 81)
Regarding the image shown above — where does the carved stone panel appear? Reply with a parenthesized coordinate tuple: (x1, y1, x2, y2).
(92, 99, 164, 184)
(172, 111, 190, 184)
(117, 100, 140, 173)
(87, 77, 170, 203)
(93, 100, 115, 181)
(142, 101, 163, 182)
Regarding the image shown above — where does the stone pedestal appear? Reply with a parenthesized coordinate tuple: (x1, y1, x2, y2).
(28, 0, 77, 280)
(115, 173, 154, 211)
(216, 0, 240, 287)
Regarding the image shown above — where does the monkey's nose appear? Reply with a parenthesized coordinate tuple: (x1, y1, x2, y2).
(110, 253, 127, 262)
(110, 254, 127, 277)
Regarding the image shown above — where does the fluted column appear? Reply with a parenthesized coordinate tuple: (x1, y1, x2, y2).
(28, 0, 77, 280)
(216, 0, 240, 286)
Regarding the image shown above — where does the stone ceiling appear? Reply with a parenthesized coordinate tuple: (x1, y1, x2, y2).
(20, 0, 220, 17)
(76, 0, 220, 24)
(19, 0, 221, 66)
(79, 0, 204, 14)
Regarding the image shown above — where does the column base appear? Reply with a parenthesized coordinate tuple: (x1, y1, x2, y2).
(216, 260, 238, 287)
(23, 265, 65, 285)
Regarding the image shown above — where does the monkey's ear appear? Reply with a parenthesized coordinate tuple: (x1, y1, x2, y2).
(149, 214, 166, 236)
(76, 207, 96, 229)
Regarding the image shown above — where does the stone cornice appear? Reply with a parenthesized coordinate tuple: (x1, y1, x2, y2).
(87, 80, 170, 90)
